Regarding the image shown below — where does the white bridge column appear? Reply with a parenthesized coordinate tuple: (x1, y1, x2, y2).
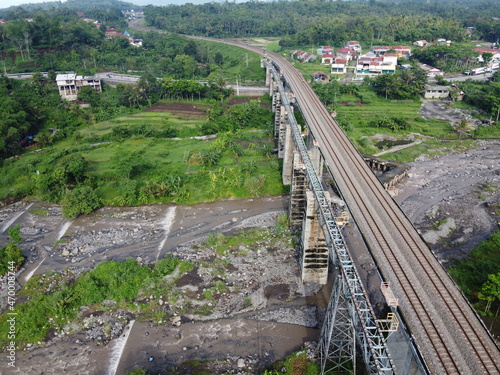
(309, 138, 324, 179)
(301, 190, 330, 284)
(289, 152, 307, 228)
(282, 122, 295, 185)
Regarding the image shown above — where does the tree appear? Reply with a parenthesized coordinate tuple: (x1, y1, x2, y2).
(478, 273, 500, 319)
(78, 85, 101, 107)
(0, 225, 24, 275)
(482, 52, 493, 67)
(61, 185, 102, 219)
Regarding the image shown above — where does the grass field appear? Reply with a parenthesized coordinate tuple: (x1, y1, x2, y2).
(0, 97, 285, 206)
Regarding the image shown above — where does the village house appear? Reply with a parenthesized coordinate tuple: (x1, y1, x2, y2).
(355, 53, 397, 76)
(335, 47, 356, 61)
(291, 50, 316, 62)
(331, 58, 348, 74)
(56, 74, 102, 102)
(420, 63, 444, 77)
(105, 28, 124, 38)
(413, 40, 429, 47)
(424, 85, 450, 99)
(321, 54, 334, 64)
(372, 46, 411, 58)
(316, 46, 333, 55)
(436, 38, 452, 46)
(345, 41, 362, 52)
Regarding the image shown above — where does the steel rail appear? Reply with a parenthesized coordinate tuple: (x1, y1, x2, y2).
(264, 61, 395, 373)
(265, 51, 500, 374)
(184, 34, 500, 374)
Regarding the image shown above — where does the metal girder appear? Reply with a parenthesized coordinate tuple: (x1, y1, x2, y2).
(264, 61, 396, 374)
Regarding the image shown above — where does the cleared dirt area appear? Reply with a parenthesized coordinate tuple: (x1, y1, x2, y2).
(143, 102, 209, 118)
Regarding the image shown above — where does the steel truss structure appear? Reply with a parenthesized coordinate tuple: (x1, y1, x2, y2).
(265, 61, 396, 374)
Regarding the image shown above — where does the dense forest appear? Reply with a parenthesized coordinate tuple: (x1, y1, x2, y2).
(142, 0, 500, 45)
(0, 11, 266, 162)
(0, 0, 137, 18)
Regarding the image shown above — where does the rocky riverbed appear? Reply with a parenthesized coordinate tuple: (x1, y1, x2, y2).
(394, 140, 500, 265)
(0, 141, 499, 374)
(0, 197, 326, 374)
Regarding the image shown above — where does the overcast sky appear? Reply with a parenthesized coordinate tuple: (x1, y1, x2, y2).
(0, 0, 62, 9)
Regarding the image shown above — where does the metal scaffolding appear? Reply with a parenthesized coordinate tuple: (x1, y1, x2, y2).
(264, 60, 396, 374)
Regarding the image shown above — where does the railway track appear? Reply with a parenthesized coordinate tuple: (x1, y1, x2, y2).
(270, 52, 500, 374)
(186, 35, 500, 374)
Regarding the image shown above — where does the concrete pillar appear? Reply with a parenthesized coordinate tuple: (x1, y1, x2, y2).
(273, 93, 281, 138)
(277, 106, 287, 156)
(265, 66, 271, 87)
(289, 152, 307, 227)
(269, 79, 276, 96)
(309, 138, 324, 179)
(282, 122, 295, 185)
(301, 190, 329, 285)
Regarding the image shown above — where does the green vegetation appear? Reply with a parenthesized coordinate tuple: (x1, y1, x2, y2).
(0, 256, 191, 347)
(311, 82, 467, 157)
(371, 139, 479, 163)
(143, 0, 500, 46)
(449, 231, 500, 317)
(61, 185, 102, 219)
(264, 348, 321, 375)
(412, 44, 480, 72)
(204, 226, 292, 257)
(0, 225, 25, 275)
(0, 93, 283, 211)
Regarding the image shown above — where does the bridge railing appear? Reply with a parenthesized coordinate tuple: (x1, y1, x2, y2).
(264, 60, 396, 374)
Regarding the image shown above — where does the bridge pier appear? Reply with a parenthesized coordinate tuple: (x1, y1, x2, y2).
(289, 152, 307, 227)
(318, 273, 356, 373)
(282, 122, 295, 185)
(301, 190, 329, 284)
(308, 136, 324, 179)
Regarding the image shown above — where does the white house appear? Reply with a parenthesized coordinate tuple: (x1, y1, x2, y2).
(420, 63, 444, 77)
(355, 53, 397, 76)
(424, 85, 450, 99)
(413, 40, 429, 47)
(322, 54, 334, 64)
(336, 47, 356, 61)
(56, 74, 102, 102)
(331, 58, 347, 74)
(345, 41, 362, 52)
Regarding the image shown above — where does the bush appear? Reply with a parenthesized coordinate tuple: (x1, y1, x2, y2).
(154, 254, 180, 277)
(61, 185, 102, 218)
(0, 225, 25, 275)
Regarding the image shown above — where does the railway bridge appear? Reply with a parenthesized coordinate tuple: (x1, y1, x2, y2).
(261, 57, 500, 374)
(186, 35, 500, 375)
